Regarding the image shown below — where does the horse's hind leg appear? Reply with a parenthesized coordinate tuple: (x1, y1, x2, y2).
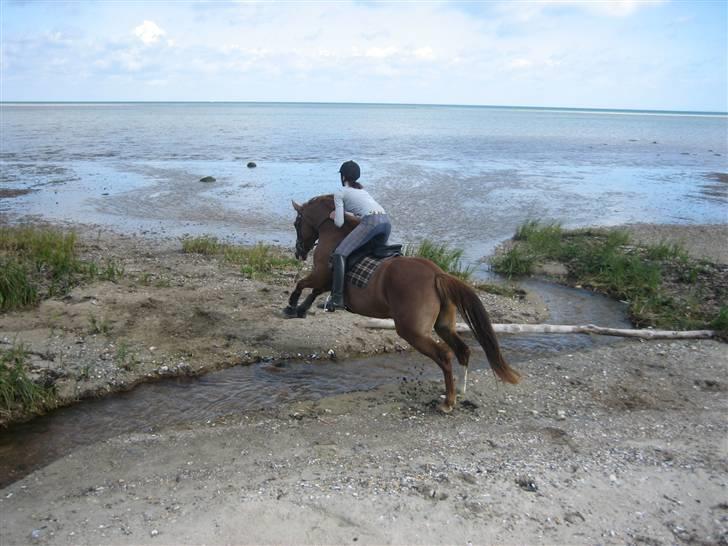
(395, 324, 457, 413)
(434, 303, 471, 394)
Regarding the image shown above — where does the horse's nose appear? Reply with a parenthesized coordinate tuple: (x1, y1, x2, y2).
(295, 243, 305, 261)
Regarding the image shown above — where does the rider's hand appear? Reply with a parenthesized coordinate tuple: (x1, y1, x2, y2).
(329, 211, 336, 219)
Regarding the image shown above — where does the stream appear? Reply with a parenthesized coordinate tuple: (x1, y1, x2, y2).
(0, 280, 630, 488)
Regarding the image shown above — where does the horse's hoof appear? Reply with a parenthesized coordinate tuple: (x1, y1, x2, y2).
(283, 305, 297, 318)
(437, 403, 454, 414)
(295, 307, 307, 318)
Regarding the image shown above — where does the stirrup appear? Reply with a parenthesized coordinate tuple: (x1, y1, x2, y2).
(323, 294, 344, 312)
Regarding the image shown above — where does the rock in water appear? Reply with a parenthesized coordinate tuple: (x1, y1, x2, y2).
(199, 176, 216, 183)
(247, 162, 257, 168)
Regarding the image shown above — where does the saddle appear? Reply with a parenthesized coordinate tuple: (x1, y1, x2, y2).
(345, 237, 402, 288)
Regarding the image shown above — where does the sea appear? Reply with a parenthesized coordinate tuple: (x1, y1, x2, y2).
(1, 102, 726, 263)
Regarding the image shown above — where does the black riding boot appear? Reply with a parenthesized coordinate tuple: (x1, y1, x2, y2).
(325, 254, 346, 312)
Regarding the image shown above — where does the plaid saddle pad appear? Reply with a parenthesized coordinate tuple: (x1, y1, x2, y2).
(346, 256, 387, 288)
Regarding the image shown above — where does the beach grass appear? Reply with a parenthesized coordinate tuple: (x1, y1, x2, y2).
(0, 344, 56, 417)
(181, 235, 221, 255)
(0, 226, 128, 312)
(0, 226, 83, 311)
(492, 220, 727, 330)
(182, 236, 298, 279)
(404, 239, 473, 281)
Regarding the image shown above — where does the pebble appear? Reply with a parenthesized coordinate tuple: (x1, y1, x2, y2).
(151, 529, 159, 537)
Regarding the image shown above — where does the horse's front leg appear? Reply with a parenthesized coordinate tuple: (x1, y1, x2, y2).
(284, 278, 308, 317)
(284, 274, 325, 318)
(295, 288, 324, 318)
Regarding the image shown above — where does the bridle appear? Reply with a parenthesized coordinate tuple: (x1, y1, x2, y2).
(294, 209, 331, 259)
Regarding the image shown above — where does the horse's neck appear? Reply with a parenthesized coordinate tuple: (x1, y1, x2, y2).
(320, 221, 353, 246)
(317, 220, 360, 258)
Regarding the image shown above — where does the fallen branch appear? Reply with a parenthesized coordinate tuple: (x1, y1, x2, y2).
(360, 318, 718, 339)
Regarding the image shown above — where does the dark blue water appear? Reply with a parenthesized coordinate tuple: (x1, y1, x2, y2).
(1, 102, 726, 261)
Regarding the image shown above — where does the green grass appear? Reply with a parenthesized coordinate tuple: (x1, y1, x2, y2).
(710, 307, 728, 331)
(0, 259, 37, 310)
(492, 220, 727, 331)
(0, 226, 125, 311)
(181, 235, 221, 255)
(404, 239, 473, 281)
(88, 314, 112, 335)
(645, 240, 690, 262)
(490, 245, 537, 277)
(0, 344, 56, 417)
(0, 227, 80, 310)
(182, 236, 298, 279)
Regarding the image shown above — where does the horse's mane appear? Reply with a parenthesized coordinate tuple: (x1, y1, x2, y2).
(305, 194, 334, 210)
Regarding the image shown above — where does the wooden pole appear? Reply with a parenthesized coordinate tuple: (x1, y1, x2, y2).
(360, 318, 719, 339)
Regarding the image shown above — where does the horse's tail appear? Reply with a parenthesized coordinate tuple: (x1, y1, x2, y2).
(435, 274, 521, 384)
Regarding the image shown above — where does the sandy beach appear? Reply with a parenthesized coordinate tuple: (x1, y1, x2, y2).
(0, 222, 726, 545)
(1, 340, 725, 545)
(0, 219, 728, 545)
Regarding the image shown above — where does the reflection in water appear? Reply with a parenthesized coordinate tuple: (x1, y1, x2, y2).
(0, 281, 629, 488)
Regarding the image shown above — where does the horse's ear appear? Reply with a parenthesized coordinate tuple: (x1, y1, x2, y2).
(292, 200, 302, 212)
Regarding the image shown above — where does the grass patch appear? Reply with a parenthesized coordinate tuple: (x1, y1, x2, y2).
(182, 235, 221, 255)
(88, 314, 112, 335)
(492, 220, 728, 331)
(710, 307, 728, 331)
(115, 341, 139, 371)
(404, 239, 473, 281)
(0, 226, 125, 311)
(0, 226, 79, 310)
(182, 236, 298, 279)
(490, 245, 537, 277)
(0, 344, 56, 418)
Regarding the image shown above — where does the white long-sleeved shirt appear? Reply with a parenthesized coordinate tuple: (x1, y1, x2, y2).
(334, 186, 385, 227)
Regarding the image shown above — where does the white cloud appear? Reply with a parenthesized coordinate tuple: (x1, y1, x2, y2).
(509, 58, 533, 70)
(496, 0, 666, 21)
(134, 20, 166, 45)
(413, 47, 435, 61)
(364, 46, 399, 59)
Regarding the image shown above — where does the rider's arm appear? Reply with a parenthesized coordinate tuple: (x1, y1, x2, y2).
(333, 191, 345, 227)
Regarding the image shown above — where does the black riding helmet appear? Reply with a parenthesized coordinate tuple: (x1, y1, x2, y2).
(339, 160, 360, 184)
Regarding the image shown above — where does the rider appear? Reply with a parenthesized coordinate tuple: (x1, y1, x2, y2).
(326, 160, 391, 312)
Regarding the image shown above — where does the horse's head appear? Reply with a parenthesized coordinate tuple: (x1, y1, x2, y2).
(291, 196, 334, 261)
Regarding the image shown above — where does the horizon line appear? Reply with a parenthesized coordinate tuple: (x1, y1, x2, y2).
(1, 100, 726, 116)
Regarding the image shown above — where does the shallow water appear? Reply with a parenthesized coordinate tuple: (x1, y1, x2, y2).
(2, 103, 726, 262)
(0, 281, 629, 487)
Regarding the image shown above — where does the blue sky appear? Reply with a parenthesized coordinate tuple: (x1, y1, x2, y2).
(1, 0, 726, 111)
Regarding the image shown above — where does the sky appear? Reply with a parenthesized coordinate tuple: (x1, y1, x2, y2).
(1, 0, 726, 111)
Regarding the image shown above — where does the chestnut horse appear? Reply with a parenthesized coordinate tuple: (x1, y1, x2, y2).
(285, 195, 520, 412)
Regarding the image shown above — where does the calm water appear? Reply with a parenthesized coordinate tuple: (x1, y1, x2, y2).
(1, 102, 726, 261)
